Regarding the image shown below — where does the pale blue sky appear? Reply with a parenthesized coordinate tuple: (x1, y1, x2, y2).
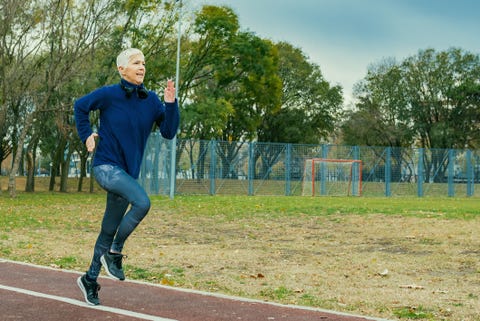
(193, 0, 480, 104)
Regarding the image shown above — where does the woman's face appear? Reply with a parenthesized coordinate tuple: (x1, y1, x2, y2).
(119, 54, 145, 85)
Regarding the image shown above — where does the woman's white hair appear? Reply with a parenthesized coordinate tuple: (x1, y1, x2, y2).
(116, 48, 144, 69)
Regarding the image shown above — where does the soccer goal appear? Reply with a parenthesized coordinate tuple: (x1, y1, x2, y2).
(301, 158, 362, 196)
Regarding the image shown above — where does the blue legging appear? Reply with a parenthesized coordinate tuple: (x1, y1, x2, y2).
(87, 164, 150, 280)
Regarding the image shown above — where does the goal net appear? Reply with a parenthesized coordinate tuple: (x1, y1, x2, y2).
(302, 158, 362, 196)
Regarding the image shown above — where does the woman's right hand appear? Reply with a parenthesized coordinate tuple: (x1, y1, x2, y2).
(164, 79, 176, 103)
(86, 133, 99, 152)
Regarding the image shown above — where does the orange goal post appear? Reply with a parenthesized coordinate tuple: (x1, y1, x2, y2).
(301, 158, 362, 196)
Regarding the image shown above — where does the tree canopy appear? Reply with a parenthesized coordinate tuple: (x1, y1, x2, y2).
(343, 48, 480, 150)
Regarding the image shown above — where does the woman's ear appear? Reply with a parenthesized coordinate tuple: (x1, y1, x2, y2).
(118, 65, 125, 76)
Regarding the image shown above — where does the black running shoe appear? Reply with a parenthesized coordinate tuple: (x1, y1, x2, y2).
(77, 274, 101, 305)
(101, 252, 126, 281)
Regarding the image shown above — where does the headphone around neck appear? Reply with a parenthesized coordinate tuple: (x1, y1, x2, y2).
(121, 83, 148, 99)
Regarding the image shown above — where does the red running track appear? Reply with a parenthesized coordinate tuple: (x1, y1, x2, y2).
(0, 259, 391, 321)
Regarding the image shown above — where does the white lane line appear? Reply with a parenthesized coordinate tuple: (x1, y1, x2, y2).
(0, 284, 178, 321)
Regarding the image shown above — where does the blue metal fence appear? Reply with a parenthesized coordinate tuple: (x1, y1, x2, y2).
(139, 133, 479, 197)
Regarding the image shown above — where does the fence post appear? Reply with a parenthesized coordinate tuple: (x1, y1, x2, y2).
(248, 142, 255, 196)
(209, 139, 216, 195)
(151, 135, 160, 194)
(385, 147, 391, 197)
(417, 148, 424, 197)
(285, 143, 291, 196)
(320, 144, 329, 195)
(352, 146, 360, 196)
(448, 149, 455, 197)
(466, 149, 473, 197)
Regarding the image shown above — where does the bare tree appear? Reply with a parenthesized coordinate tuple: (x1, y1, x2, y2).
(4, 0, 119, 196)
(0, 0, 46, 196)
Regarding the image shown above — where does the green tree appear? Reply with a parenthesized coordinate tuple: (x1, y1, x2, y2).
(343, 58, 413, 147)
(255, 42, 343, 179)
(179, 5, 282, 179)
(180, 5, 240, 141)
(173, 5, 240, 180)
(215, 31, 282, 179)
(261, 42, 343, 144)
(403, 48, 480, 182)
(403, 48, 480, 150)
(343, 48, 480, 183)
(342, 58, 415, 182)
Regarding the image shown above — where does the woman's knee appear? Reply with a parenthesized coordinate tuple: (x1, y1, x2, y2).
(97, 228, 116, 242)
(135, 196, 151, 214)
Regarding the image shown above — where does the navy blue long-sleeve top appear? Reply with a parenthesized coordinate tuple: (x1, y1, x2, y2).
(74, 79, 180, 179)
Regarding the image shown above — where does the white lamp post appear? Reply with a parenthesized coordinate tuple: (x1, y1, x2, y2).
(169, 0, 182, 199)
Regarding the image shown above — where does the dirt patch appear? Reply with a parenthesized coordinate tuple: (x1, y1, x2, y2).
(119, 212, 479, 320)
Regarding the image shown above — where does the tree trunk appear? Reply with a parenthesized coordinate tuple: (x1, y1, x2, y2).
(59, 148, 73, 192)
(77, 160, 85, 192)
(25, 139, 38, 192)
(25, 150, 35, 192)
(49, 139, 66, 191)
(48, 163, 57, 191)
(77, 150, 89, 192)
(0, 99, 7, 195)
(89, 168, 95, 193)
(8, 113, 34, 197)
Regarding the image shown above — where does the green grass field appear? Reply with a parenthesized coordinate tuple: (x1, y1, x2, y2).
(1, 192, 479, 320)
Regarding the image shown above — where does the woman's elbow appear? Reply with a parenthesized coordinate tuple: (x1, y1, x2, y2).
(161, 127, 178, 139)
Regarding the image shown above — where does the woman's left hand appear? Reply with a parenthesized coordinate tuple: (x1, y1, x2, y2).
(164, 79, 176, 103)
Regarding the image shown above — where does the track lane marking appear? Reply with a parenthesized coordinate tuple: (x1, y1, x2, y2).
(0, 284, 178, 321)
